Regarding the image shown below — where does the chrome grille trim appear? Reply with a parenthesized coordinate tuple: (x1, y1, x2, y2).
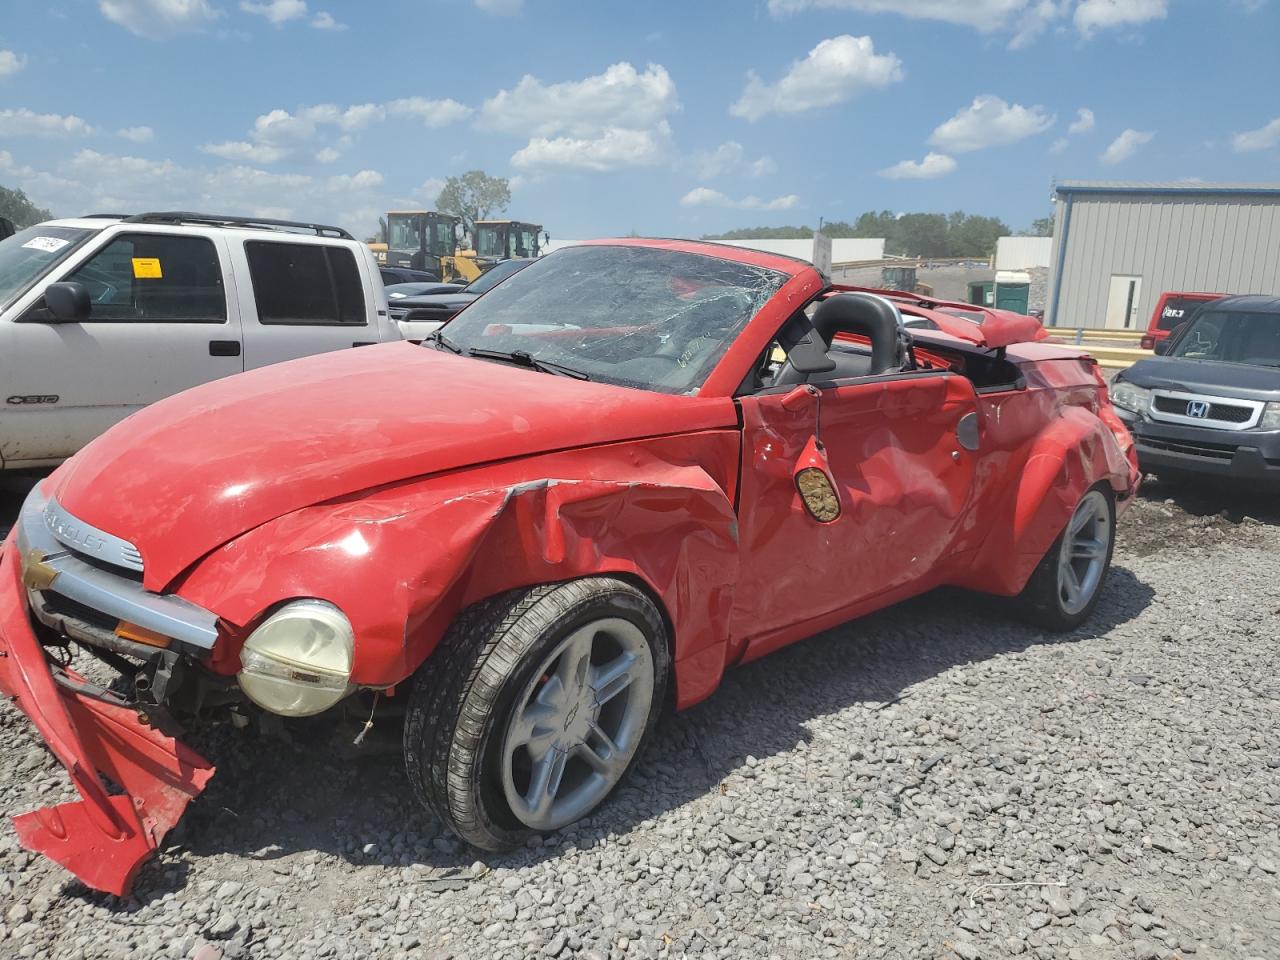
(17, 488, 219, 651)
(1148, 389, 1264, 431)
(43, 497, 145, 573)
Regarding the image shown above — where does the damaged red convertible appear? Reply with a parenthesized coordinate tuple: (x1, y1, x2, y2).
(0, 238, 1139, 894)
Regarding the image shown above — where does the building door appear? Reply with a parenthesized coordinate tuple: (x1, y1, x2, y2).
(1105, 275, 1143, 329)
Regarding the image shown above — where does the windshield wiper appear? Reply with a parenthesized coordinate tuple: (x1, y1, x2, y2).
(467, 347, 590, 380)
(423, 330, 462, 354)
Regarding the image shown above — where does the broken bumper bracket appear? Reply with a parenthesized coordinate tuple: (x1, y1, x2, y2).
(0, 531, 214, 896)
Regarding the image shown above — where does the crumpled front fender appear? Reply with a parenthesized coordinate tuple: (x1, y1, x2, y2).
(0, 532, 214, 896)
(175, 432, 743, 708)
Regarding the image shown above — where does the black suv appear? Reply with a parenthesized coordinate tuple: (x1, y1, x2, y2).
(1111, 295, 1280, 485)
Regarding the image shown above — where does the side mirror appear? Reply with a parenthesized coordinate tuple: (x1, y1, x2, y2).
(1153, 339, 1170, 356)
(43, 282, 91, 323)
(786, 328, 836, 375)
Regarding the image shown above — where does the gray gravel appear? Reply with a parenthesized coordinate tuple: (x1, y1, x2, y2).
(1, 476, 1278, 960)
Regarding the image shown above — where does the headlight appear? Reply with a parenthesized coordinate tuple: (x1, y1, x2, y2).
(1110, 380, 1152, 416)
(239, 600, 354, 717)
(1260, 402, 1280, 431)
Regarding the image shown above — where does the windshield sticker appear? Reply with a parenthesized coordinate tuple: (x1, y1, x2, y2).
(22, 236, 71, 253)
(132, 257, 163, 279)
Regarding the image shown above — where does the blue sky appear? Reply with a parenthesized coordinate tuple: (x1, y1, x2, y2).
(2, 0, 1279, 240)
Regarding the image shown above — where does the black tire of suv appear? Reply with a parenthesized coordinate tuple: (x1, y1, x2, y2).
(403, 577, 670, 852)
(1018, 482, 1117, 632)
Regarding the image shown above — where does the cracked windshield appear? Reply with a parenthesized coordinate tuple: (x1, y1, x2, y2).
(438, 244, 786, 392)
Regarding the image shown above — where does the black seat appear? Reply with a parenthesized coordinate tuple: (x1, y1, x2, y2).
(774, 293, 905, 386)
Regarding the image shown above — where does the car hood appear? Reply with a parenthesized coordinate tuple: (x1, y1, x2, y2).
(49, 343, 736, 590)
(1123, 356, 1280, 402)
(395, 292, 476, 310)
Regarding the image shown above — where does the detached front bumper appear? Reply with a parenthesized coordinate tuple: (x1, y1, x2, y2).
(0, 528, 214, 896)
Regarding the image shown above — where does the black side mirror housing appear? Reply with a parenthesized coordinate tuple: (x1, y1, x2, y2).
(1153, 339, 1170, 356)
(787, 328, 837, 375)
(43, 282, 91, 323)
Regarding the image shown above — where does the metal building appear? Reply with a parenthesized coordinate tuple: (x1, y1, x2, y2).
(1047, 181, 1280, 330)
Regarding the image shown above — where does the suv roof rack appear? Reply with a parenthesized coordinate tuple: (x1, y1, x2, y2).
(119, 211, 354, 240)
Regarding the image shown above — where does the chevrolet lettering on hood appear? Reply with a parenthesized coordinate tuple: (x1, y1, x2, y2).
(0, 238, 1139, 895)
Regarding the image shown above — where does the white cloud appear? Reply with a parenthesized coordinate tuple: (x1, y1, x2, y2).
(240, 0, 308, 23)
(1049, 137, 1069, 154)
(415, 177, 447, 201)
(481, 62, 679, 174)
(1068, 107, 1095, 135)
(1232, 118, 1280, 152)
(730, 35, 903, 122)
(479, 62, 677, 138)
(0, 50, 26, 78)
(1074, 0, 1167, 36)
(385, 97, 473, 128)
(311, 10, 345, 29)
(315, 146, 341, 163)
(0, 109, 94, 137)
(325, 169, 384, 192)
(1100, 128, 1154, 164)
(98, 0, 219, 38)
(930, 95, 1054, 152)
(767, 0, 1028, 29)
(199, 140, 291, 164)
(513, 125, 671, 172)
(118, 125, 155, 143)
(878, 152, 957, 180)
(771, 0, 1165, 43)
(474, 0, 523, 12)
(680, 187, 800, 211)
(691, 141, 776, 179)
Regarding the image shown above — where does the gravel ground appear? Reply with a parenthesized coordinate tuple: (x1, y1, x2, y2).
(1, 475, 1278, 960)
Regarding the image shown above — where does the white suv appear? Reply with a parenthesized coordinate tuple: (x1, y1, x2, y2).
(0, 212, 412, 471)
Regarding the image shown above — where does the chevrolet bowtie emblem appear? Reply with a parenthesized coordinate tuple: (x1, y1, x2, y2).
(21, 549, 59, 591)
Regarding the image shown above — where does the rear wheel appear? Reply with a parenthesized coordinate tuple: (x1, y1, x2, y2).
(404, 578, 669, 851)
(1018, 485, 1116, 631)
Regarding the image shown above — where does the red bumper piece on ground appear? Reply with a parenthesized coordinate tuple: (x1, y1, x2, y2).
(0, 534, 214, 896)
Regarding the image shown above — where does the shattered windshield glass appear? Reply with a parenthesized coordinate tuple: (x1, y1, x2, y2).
(439, 244, 787, 394)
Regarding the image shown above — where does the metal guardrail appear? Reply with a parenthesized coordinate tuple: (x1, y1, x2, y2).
(1045, 328, 1142, 342)
(1080, 345, 1152, 370)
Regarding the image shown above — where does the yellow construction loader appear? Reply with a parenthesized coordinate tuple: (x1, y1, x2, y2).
(441, 220, 547, 283)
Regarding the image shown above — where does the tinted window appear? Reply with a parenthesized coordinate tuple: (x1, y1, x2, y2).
(1157, 296, 1216, 331)
(245, 241, 365, 325)
(1171, 309, 1280, 367)
(464, 258, 530, 294)
(57, 233, 225, 322)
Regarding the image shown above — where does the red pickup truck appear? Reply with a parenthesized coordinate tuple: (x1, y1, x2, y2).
(1139, 291, 1225, 350)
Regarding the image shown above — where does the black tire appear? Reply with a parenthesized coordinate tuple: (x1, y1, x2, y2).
(1018, 483, 1116, 632)
(403, 577, 670, 851)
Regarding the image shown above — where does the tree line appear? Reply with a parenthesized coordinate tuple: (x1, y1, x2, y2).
(0, 184, 54, 229)
(706, 210, 1054, 259)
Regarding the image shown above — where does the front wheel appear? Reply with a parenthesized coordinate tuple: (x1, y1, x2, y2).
(1018, 485, 1116, 631)
(404, 578, 669, 851)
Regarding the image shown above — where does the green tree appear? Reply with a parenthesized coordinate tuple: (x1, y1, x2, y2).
(0, 184, 54, 228)
(704, 209, 1010, 258)
(435, 170, 511, 239)
(1021, 215, 1055, 237)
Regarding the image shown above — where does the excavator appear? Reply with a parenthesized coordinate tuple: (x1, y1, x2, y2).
(371, 211, 548, 284)
(440, 220, 548, 283)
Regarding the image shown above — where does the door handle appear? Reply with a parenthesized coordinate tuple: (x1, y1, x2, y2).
(209, 340, 241, 357)
(351, 341, 376, 347)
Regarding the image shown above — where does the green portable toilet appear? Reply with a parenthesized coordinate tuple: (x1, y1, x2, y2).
(994, 271, 1031, 315)
(968, 281, 994, 306)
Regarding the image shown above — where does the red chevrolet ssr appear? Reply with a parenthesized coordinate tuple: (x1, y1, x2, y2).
(0, 238, 1139, 894)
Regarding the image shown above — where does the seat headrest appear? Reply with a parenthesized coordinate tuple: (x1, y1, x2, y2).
(811, 294, 904, 376)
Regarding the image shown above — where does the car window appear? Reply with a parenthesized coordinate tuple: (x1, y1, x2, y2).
(52, 232, 226, 323)
(245, 241, 366, 326)
(1156, 296, 1214, 331)
(0, 224, 94, 311)
(464, 258, 528, 294)
(1172, 309, 1280, 367)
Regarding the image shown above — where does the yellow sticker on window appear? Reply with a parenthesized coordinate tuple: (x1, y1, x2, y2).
(131, 257, 163, 279)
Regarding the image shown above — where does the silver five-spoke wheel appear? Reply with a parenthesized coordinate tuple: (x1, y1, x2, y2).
(1056, 489, 1112, 616)
(501, 617, 655, 831)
